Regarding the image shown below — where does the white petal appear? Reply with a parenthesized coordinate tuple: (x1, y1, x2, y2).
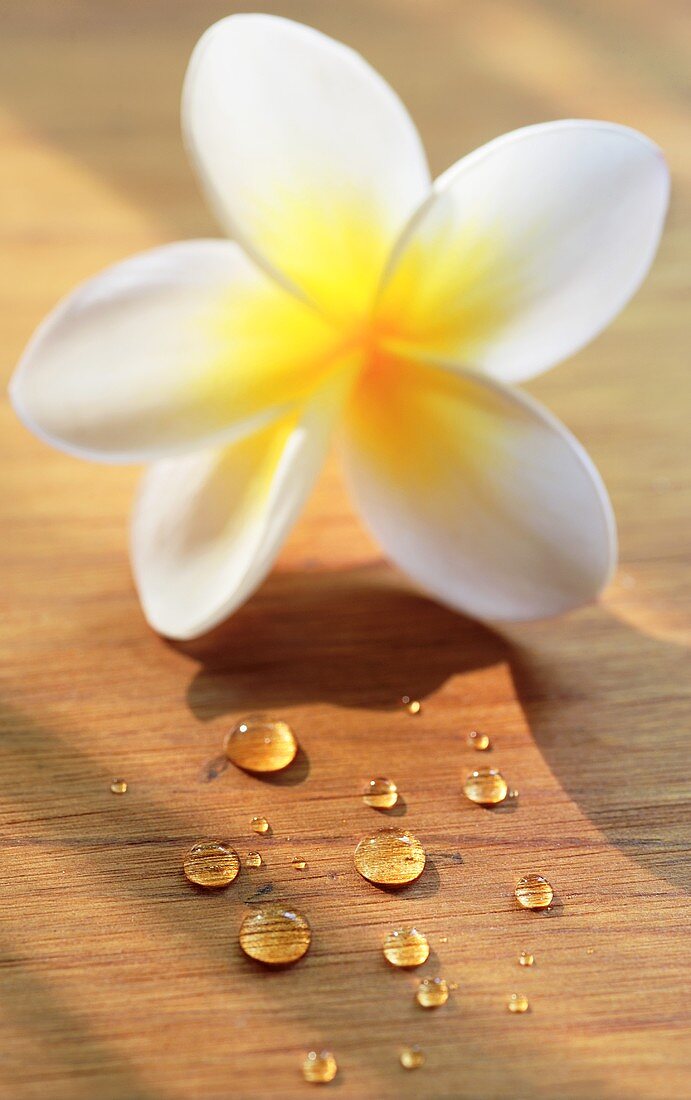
(378, 120, 669, 382)
(10, 239, 341, 463)
(183, 14, 430, 320)
(131, 364, 356, 639)
(343, 354, 616, 621)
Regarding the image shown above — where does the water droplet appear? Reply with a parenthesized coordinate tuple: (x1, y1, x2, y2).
(245, 851, 263, 869)
(467, 730, 490, 750)
(363, 777, 398, 810)
(382, 928, 429, 968)
(354, 828, 426, 887)
(508, 788, 519, 800)
(586, 947, 594, 955)
(515, 874, 554, 909)
(251, 815, 270, 834)
(183, 841, 240, 888)
(239, 905, 311, 965)
(463, 767, 508, 805)
(416, 978, 449, 1008)
(439, 935, 448, 943)
(518, 951, 534, 967)
(224, 715, 298, 773)
(401, 696, 421, 715)
(110, 778, 128, 794)
(400, 1045, 425, 1070)
(291, 856, 307, 871)
(302, 1050, 337, 1084)
(507, 993, 529, 1013)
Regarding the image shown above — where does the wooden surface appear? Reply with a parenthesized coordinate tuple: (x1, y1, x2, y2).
(1, 2, 690, 1098)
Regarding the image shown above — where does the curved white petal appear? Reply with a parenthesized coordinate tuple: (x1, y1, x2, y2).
(343, 354, 616, 621)
(378, 120, 669, 382)
(131, 362, 357, 639)
(183, 14, 430, 321)
(10, 239, 342, 463)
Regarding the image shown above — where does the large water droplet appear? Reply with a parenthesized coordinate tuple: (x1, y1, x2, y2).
(354, 828, 426, 887)
(224, 715, 298, 773)
(462, 767, 508, 805)
(382, 928, 429, 968)
(416, 978, 449, 1008)
(239, 905, 311, 965)
(302, 1050, 337, 1083)
(507, 992, 529, 1013)
(467, 730, 490, 751)
(400, 1045, 425, 1070)
(515, 874, 553, 909)
(363, 777, 398, 810)
(183, 841, 240, 888)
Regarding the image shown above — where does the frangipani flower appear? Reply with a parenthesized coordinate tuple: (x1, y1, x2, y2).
(10, 15, 669, 640)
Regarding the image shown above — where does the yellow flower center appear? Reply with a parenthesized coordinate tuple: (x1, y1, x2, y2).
(195, 199, 513, 427)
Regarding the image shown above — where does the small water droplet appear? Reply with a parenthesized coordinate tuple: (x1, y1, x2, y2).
(183, 841, 240, 888)
(382, 928, 429, 968)
(291, 856, 307, 871)
(416, 978, 449, 1008)
(439, 935, 448, 943)
(463, 767, 508, 805)
(508, 992, 529, 1013)
(586, 947, 594, 955)
(515, 874, 554, 909)
(401, 696, 421, 715)
(110, 778, 127, 794)
(400, 1045, 425, 1070)
(302, 1050, 337, 1084)
(518, 951, 534, 967)
(363, 777, 398, 809)
(467, 730, 490, 750)
(224, 715, 298, 773)
(354, 828, 426, 887)
(239, 905, 311, 965)
(245, 851, 263, 869)
(508, 788, 519, 799)
(250, 815, 270, 834)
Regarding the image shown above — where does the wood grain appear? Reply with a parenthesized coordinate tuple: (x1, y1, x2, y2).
(1, 2, 689, 1098)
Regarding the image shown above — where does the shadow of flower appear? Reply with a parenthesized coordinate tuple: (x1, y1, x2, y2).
(177, 563, 509, 716)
